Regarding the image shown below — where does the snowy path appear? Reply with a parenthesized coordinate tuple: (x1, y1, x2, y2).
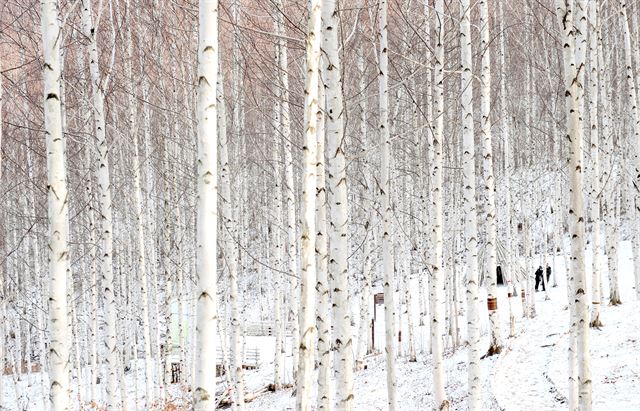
(493, 291, 569, 411)
(548, 301, 640, 410)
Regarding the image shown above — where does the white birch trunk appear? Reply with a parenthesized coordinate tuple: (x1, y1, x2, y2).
(273, 0, 300, 375)
(315, 79, 332, 410)
(295, 0, 321, 408)
(270, 72, 285, 391)
(125, 11, 154, 403)
(271, 89, 284, 392)
(355, 52, 375, 364)
(597, 35, 611, 306)
(499, 0, 516, 338)
(80, 1, 119, 406)
(41, 0, 70, 408)
(218, 70, 245, 409)
(355, 24, 375, 364)
(588, 1, 603, 328)
(194, 0, 219, 408)
(621, 0, 640, 303)
(557, 0, 592, 407)
(228, 2, 245, 405)
(479, 0, 501, 355)
(431, 0, 449, 408)
(460, 0, 482, 407)
(321, 0, 354, 407)
(81, 145, 99, 404)
(378, 0, 398, 409)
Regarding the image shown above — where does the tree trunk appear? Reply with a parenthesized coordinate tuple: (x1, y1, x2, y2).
(81, 1, 120, 406)
(274, 0, 300, 376)
(218, 68, 245, 409)
(431, 0, 449, 408)
(588, 0, 603, 328)
(499, 0, 516, 338)
(125, 9, 154, 402)
(41, 0, 71, 408)
(295, 0, 321, 408)
(460, 0, 482, 408)
(315, 75, 332, 410)
(271, 95, 284, 391)
(479, 0, 502, 356)
(556, 0, 592, 407)
(378, 0, 398, 409)
(194, 0, 219, 408)
(321, 0, 354, 407)
(621, 0, 640, 302)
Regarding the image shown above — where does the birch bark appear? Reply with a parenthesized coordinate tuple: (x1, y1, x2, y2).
(621, 0, 640, 303)
(315, 79, 332, 410)
(41, 0, 70, 408)
(588, 0, 603, 328)
(479, 0, 502, 355)
(499, 0, 516, 338)
(274, 0, 300, 373)
(295, 0, 321, 408)
(460, 0, 482, 407)
(218, 70, 245, 409)
(80, 1, 119, 405)
(431, 0, 449, 408)
(321, 0, 354, 407)
(194, 0, 219, 408)
(556, 0, 592, 407)
(378, 0, 398, 409)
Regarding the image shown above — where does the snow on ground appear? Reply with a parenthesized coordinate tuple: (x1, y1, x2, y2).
(2, 241, 638, 410)
(247, 240, 640, 410)
(493, 289, 570, 410)
(491, 240, 639, 411)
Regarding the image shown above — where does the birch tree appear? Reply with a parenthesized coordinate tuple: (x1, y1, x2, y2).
(588, 0, 603, 328)
(271, 38, 285, 394)
(273, 0, 300, 372)
(296, 0, 321, 408)
(229, 1, 246, 405)
(80, 0, 119, 405)
(621, 0, 640, 304)
(321, 0, 353, 407)
(315, 78, 332, 410)
(219, 71, 244, 409)
(378, 0, 398, 409)
(499, 0, 516, 338)
(41, 0, 70, 408)
(556, 0, 592, 408)
(479, 0, 501, 355)
(431, 0, 449, 408)
(460, 0, 482, 407)
(124, 4, 154, 402)
(194, 0, 219, 408)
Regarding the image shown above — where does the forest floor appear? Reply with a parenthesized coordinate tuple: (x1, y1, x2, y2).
(2, 242, 639, 410)
(246, 292, 639, 411)
(246, 241, 640, 411)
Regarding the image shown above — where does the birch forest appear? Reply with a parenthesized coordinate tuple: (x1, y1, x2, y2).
(2, 0, 640, 410)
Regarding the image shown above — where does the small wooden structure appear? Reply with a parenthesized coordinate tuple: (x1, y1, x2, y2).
(215, 346, 262, 376)
(243, 347, 261, 369)
(371, 292, 385, 350)
(244, 321, 293, 337)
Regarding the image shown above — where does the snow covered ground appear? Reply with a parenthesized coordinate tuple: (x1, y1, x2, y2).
(247, 241, 640, 410)
(2, 241, 638, 410)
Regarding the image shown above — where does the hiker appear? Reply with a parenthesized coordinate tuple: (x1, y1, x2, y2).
(546, 265, 552, 283)
(535, 266, 545, 292)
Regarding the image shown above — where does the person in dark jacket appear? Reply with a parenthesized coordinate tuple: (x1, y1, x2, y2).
(535, 266, 545, 292)
(546, 265, 552, 284)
